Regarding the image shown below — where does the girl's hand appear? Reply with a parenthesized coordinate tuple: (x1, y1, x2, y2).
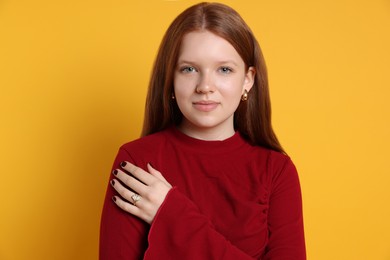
(110, 161, 172, 224)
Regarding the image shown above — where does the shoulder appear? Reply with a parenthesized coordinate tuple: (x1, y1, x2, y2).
(245, 142, 293, 170)
(115, 128, 174, 168)
(266, 149, 295, 172)
(246, 144, 297, 183)
(120, 129, 170, 154)
(262, 149, 300, 190)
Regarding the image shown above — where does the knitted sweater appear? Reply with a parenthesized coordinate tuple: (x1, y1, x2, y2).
(100, 126, 306, 259)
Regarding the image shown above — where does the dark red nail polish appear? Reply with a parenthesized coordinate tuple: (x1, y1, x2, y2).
(112, 169, 118, 176)
(120, 161, 127, 167)
(110, 180, 115, 186)
(112, 196, 116, 202)
(149, 162, 154, 168)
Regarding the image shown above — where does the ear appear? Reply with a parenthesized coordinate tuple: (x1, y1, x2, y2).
(243, 66, 255, 94)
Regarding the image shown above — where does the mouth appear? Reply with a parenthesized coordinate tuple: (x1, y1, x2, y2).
(192, 100, 220, 112)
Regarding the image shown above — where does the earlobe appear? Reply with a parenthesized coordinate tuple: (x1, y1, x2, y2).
(241, 89, 248, 101)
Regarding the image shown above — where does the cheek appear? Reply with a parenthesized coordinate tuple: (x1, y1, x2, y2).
(218, 77, 245, 97)
(174, 75, 196, 96)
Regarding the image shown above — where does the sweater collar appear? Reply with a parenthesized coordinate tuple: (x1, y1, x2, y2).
(164, 126, 247, 154)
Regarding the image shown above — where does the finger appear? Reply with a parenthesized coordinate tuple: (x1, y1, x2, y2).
(120, 161, 156, 185)
(112, 195, 141, 216)
(112, 169, 148, 196)
(112, 196, 154, 224)
(147, 163, 162, 177)
(147, 163, 172, 188)
(111, 179, 139, 205)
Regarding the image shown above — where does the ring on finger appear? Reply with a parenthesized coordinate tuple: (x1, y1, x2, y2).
(131, 193, 141, 206)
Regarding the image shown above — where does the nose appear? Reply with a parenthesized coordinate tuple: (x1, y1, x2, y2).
(195, 72, 215, 94)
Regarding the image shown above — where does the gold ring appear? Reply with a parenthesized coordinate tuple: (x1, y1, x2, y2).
(131, 193, 141, 205)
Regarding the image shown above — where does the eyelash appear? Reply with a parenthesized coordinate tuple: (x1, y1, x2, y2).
(219, 67, 233, 74)
(180, 66, 197, 73)
(179, 66, 234, 74)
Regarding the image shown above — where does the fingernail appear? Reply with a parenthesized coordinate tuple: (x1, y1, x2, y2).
(110, 179, 115, 186)
(112, 196, 116, 202)
(120, 161, 127, 167)
(148, 162, 154, 168)
(112, 169, 118, 176)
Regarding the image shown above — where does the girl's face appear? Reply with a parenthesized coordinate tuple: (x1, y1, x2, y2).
(173, 30, 255, 140)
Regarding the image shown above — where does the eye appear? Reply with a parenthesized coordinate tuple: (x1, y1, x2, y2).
(180, 66, 197, 73)
(219, 67, 233, 74)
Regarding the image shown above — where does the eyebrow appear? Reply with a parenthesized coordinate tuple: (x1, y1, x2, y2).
(177, 59, 239, 67)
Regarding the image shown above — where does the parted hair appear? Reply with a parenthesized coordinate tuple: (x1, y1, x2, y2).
(141, 2, 284, 153)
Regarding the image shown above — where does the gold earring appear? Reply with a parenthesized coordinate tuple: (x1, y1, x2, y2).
(241, 90, 248, 101)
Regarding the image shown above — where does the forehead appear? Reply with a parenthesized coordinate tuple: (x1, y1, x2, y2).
(178, 30, 244, 64)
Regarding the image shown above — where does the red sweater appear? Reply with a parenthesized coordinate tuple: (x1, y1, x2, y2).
(100, 127, 306, 259)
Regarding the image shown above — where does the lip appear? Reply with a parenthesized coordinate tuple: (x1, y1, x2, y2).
(192, 100, 220, 112)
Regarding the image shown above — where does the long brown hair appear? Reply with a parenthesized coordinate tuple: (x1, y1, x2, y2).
(141, 2, 285, 153)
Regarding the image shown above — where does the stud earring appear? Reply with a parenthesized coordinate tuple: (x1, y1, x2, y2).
(241, 90, 248, 101)
(171, 93, 175, 100)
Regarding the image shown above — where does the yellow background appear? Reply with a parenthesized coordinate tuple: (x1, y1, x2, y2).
(1, 0, 389, 259)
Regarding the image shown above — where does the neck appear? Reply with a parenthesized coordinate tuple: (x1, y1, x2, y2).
(177, 121, 235, 141)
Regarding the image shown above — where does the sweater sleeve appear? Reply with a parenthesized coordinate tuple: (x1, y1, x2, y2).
(263, 157, 306, 259)
(99, 147, 149, 260)
(145, 187, 256, 259)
